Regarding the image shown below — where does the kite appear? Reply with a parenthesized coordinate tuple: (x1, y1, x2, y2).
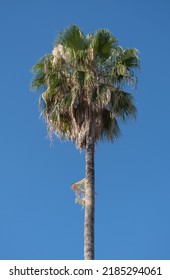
(71, 178, 86, 208)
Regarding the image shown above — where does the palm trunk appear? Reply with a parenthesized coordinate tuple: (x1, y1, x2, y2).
(84, 136, 95, 260)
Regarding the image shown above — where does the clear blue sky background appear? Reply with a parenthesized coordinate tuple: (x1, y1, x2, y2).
(0, 0, 170, 260)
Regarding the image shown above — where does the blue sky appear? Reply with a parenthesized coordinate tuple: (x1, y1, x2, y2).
(0, 0, 170, 260)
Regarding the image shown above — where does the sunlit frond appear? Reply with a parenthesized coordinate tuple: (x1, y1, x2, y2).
(56, 25, 88, 52)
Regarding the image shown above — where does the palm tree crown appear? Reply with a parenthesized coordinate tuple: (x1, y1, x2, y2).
(32, 25, 139, 149)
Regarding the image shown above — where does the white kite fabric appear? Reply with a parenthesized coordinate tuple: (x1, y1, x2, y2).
(71, 178, 86, 208)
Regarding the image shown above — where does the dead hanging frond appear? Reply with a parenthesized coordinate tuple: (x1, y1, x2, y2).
(53, 44, 64, 59)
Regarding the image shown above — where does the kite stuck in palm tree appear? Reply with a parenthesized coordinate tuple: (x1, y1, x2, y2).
(71, 178, 86, 208)
(31, 25, 139, 260)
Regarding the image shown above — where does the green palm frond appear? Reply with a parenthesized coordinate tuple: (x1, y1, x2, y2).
(119, 48, 139, 69)
(110, 47, 139, 88)
(101, 111, 121, 141)
(31, 55, 49, 91)
(90, 29, 117, 60)
(111, 89, 137, 121)
(56, 25, 88, 52)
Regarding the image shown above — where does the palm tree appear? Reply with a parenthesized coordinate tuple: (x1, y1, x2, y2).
(31, 25, 139, 260)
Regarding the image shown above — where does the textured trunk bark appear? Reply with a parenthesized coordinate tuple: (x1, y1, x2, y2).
(84, 136, 95, 260)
